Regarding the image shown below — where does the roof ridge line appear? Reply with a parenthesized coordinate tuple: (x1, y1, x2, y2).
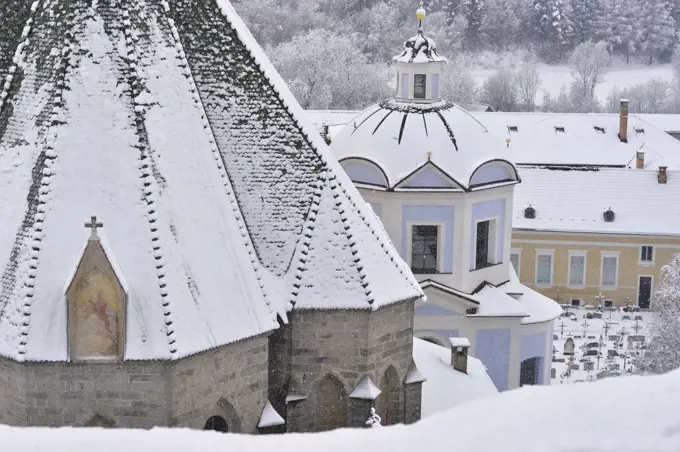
(120, 4, 178, 357)
(329, 173, 374, 306)
(15, 1, 78, 360)
(0, 0, 41, 125)
(159, 1, 278, 327)
(288, 171, 326, 310)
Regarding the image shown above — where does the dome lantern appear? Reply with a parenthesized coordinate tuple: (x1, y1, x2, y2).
(393, 5, 447, 104)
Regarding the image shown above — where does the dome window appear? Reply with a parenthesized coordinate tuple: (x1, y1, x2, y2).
(603, 209, 615, 222)
(524, 206, 536, 219)
(414, 74, 427, 99)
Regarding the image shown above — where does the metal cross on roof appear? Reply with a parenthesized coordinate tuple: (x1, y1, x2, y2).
(85, 215, 103, 241)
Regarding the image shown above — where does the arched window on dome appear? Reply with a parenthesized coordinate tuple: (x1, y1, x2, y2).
(469, 160, 519, 188)
(339, 158, 389, 188)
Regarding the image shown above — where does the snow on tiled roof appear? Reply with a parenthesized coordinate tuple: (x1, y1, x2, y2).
(637, 114, 680, 133)
(331, 100, 515, 189)
(0, 0, 422, 361)
(514, 166, 680, 236)
(475, 112, 680, 168)
(501, 266, 563, 325)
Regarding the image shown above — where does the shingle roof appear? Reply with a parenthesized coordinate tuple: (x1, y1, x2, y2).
(513, 166, 680, 236)
(0, 0, 422, 362)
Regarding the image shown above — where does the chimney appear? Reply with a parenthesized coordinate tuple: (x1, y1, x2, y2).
(619, 99, 629, 143)
(658, 166, 668, 184)
(449, 337, 471, 374)
(636, 151, 645, 169)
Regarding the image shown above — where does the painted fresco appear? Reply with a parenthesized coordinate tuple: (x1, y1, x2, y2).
(72, 267, 120, 360)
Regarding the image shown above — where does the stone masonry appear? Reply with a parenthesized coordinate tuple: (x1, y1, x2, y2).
(0, 334, 269, 432)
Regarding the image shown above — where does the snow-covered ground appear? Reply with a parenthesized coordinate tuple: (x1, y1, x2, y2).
(472, 63, 674, 105)
(551, 307, 653, 384)
(413, 338, 498, 417)
(4, 366, 680, 451)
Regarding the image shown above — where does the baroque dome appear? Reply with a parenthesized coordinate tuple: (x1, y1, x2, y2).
(332, 99, 519, 191)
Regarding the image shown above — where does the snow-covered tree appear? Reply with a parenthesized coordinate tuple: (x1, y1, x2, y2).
(463, 0, 484, 50)
(570, 0, 599, 44)
(516, 63, 541, 110)
(481, 0, 521, 49)
(638, 0, 676, 64)
(271, 29, 389, 109)
(366, 407, 382, 428)
(569, 40, 610, 111)
(637, 254, 680, 374)
(481, 68, 518, 111)
(533, 0, 574, 61)
(441, 55, 478, 103)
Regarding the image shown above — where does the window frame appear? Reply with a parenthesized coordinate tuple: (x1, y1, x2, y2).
(567, 250, 587, 289)
(570, 299, 582, 307)
(640, 245, 654, 265)
(413, 74, 427, 99)
(510, 248, 521, 277)
(535, 249, 555, 287)
(473, 217, 499, 270)
(600, 252, 620, 289)
(407, 222, 443, 274)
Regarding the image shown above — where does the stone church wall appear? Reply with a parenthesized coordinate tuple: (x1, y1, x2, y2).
(169, 334, 269, 433)
(287, 299, 418, 431)
(0, 356, 25, 425)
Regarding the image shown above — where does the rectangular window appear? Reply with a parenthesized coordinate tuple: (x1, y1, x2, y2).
(401, 73, 409, 98)
(414, 74, 426, 99)
(431, 73, 439, 98)
(568, 254, 585, 287)
(641, 246, 653, 263)
(475, 219, 497, 270)
(570, 299, 581, 307)
(411, 225, 438, 273)
(510, 252, 520, 276)
(602, 255, 618, 288)
(536, 253, 553, 285)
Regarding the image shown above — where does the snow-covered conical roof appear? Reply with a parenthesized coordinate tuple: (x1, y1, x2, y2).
(0, 0, 422, 362)
(393, 7, 446, 64)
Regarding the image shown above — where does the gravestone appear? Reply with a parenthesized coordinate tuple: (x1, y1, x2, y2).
(574, 335, 582, 339)
(587, 335, 596, 339)
(584, 361, 594, 371)
(592, 312, 602, 319)
(553, 334, 559, 340)
(586, 312, 593, 319)
(608, 363, 620, 371)
(585, 349, 599, 356)
(631, 335, 645, 342)
(634, 315, 643, 321)
(597, 370, 611, 380)
(586, 342, 599, 349)
(607, 350, 619, 358)
(564, 338, 575, 355)
(622, 315, 631, 321)
(571, 364, 580, 371)
(608, 335, 620, 342)
(554, 358, 565, 363)
(551, 368, 557, 379)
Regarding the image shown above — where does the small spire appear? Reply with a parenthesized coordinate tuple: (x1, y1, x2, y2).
(416, 3, 426, 32)
(426, 151, 432, 160)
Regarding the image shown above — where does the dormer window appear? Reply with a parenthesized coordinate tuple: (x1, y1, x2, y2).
(594, 126, 606, 134)
(508, 126, 519, 133)
(524, 206, 536, 219)
(635, 127, 645, 134)
(603, 209, 615, 222)
(554, 126, 565, 133)
(414, 74, 427, 99)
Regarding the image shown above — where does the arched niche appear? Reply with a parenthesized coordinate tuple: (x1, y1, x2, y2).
(376, 366, 401, 425)
(205, 398, 242, 433)
(314, 373, 348, 431)
(469, 160, 518, 187)
(339, 157, 390, 188)
(85, 413, 116, 428)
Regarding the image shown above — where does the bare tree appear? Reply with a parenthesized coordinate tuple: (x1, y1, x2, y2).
(569, 40, 611, 111)
(516, 63, 540, 111)
(637, 254, 680, 375)
(441, 55, 478, 104)
(480, 68, 518, 111)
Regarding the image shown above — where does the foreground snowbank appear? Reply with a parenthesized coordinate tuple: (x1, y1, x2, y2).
(4, 369, 680, 452)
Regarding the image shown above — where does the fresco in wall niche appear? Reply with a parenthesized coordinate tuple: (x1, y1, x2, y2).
(72, 267, 120, 360)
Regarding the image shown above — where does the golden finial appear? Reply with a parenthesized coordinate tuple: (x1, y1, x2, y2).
(426, 151, 432, 159)
(416, 6, 426, 21)
(505, 137, 511, 148)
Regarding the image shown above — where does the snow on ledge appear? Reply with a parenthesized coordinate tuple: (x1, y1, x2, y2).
(257, 401, 285, 428)
(404, 363, 427, 384)
(448, 337, 471, 348)
(285, 394, 308, 403)
(349, 375, 381, 400)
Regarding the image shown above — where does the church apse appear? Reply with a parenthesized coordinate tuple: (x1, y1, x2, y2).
(66, 216, 126, 363)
